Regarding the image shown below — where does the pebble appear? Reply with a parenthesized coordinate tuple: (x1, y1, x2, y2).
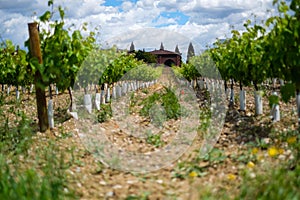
(278, 154, 286, 160)
(262, 138, 270, 144)
(156, 179, 163, 184)
(106, 191, 114, 197)
(127, 180, 137, 184)
(249, 172, 256, 178)
(99, 181, 107, 185)
(289, 154, 295, 160)
(285, 149, 292, 155)
(113, 185, 122, 189)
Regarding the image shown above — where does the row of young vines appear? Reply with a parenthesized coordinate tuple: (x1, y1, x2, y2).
(174, 0, 300, 127)
(0, 0, 160, 132)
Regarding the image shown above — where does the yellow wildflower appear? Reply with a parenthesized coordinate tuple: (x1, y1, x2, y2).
(227, 174, 236, 181)
(268, 147, 279, 157)
(251, 148, 259, 155)
(189, 171, 198, 178)
(247, 161, 255, 168)
(278, 148, 284, 154)
(287, 136, 297, 144)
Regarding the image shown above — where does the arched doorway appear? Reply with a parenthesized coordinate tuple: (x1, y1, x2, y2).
(149, 47, 182, 66)
(164, 59, 175, 67)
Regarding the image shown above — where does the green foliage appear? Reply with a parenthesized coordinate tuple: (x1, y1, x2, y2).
(265, 0, 300, 88)
(0, 144, 75, 200)
(100, 53, 143, 86)
(0, 95, 33, 154)
(187, 42, 195, 62)
(125, 191, 150, 200)
(78, 49, 145, 89)
(268, 94, 280, 108)
(189, 50, 220, 79)
(196, 185, 230, 200)
(239, 165, 300, 200)
(122, 65, 163, 82)
(175, 50, 220, 81)
(77, 47, 121, 89)
(200, 148, 227, 165)
(133, 50, 157, 63)
(173, 148, 226, 179)
(96, 103, 112, 123)
(210, 21, 268, 89)
(0, 40, 31, 86)
(280, 83, 296, 103)
(139, 86, 181, 120)
(148, 104, 167, 127)
(27, 0, 96, 91)
(177, 62, 200, 81)
(284, 129, 300, 168)
(231, 149, 258, 164)
(0, 94, 74, 199)
(209, 0, 300, 114)
(199, 106, 212, 132)
(172, 161, 207, 179)
(146, 132, 164, 148)
(161, 87, 181, 120)
(172, 66, 184, 79)
(140, 92, 161, 117)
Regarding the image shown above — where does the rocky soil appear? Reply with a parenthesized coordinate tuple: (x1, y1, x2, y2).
(2, 75, 299, 199)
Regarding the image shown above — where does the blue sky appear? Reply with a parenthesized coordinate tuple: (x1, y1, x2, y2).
(153, 11, 189, 26)
(104, 0, 138, 7)
(0, 0, 277, 56)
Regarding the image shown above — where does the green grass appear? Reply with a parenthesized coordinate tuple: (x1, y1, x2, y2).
(0, 143, 75, 200)
(139, 86, 181, 120)
(238, 165, 300, 200)
(96, 103, 113, 123)
(0, 94, 76, 199)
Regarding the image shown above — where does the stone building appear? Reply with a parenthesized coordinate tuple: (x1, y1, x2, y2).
(149, 42, 181, 66)
(130, 42, 182, 66)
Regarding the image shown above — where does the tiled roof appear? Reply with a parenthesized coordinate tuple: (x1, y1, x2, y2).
(149, 49, 181, 56)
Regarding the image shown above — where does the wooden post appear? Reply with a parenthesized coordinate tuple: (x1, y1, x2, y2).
(28, 22, 49, 132)
(297, 89, 300, 129)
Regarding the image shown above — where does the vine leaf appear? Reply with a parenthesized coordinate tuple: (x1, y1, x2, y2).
(280, 83, 296, 103)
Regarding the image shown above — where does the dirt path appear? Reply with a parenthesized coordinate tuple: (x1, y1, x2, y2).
(5, 73, 298, 199)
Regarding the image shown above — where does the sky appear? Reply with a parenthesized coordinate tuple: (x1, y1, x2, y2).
(0, 0, 278, 59)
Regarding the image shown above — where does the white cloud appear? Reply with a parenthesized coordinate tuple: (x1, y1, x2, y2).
(0, 13, 31, 47)
(0, 0, 278, 55)
(121, 1, 134, 11)
(104, 27, 203, 61)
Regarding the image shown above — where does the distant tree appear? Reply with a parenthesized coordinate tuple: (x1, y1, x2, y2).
(175, 45, 180, 54)
(134, 50, 157, 64)
(129, 42, 135, 52)
(160, 42, 164, 50)
(187, 42, 195, 63)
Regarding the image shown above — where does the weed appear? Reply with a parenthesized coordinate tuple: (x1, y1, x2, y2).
(0, 141, 75, 200)
(199, 107, 212, 131)
(97, 103, 112, 123)
(125, 191, 150, 200)
(139, 86, 181, 120)
(161, 87, 181, 120)
(200, 148, 227, 165)
(239, 165, 300, 200)
(0, 99, 33, 154)
(139, 92, 160, 117)
(146, 132, 164, 148)
(141, 88, 149, 94)
(149, 104, 167, 127)
(172, 161, 207, 179)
